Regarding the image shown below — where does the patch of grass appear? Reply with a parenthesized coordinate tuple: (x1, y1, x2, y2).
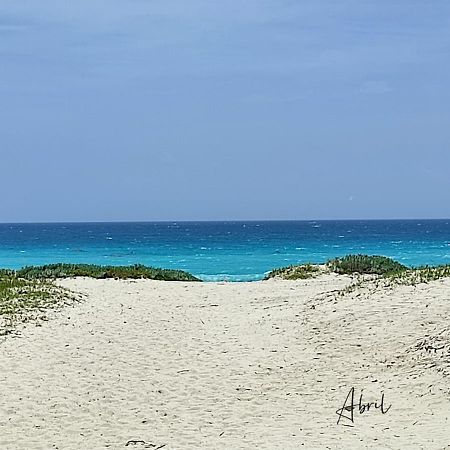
(264, 263, 322, 280)
(386, 264, 450, 285)
(0, 272, 78, 337)
(17, 263, 201, 282)
(327, 254, 407, 276)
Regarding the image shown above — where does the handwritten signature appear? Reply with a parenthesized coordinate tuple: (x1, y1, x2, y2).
(336, 387, 391, 427)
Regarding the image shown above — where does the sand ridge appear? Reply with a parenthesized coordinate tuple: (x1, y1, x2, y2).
(1, 275, 450, 449)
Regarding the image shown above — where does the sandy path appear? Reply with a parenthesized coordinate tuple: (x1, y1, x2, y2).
(1, 275, 450, 449)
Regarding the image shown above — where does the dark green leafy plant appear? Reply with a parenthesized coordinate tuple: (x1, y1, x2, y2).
(17, 263, 201, 282)
(327, 254, 407, 275)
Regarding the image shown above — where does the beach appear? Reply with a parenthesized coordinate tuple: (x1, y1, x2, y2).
(1, 275, 450, 449)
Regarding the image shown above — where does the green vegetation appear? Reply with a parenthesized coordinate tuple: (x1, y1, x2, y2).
(327, 254, 408, 275)
(0, 269, 15, 277)
(266, 254, 408, 280)
(326, 255, 450, 285)
(0, 263, 200, 336)
(264, 263, 322, 280)
(266, 255, 450, 288)
(386, 264, 450, 286)
(0, 271, 77, 336)
(16, 263, 201, 282)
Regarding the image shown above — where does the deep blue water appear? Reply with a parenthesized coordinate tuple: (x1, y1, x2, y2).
(0, 220, 449, 281)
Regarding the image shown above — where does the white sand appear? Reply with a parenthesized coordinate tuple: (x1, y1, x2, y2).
(1, 275, 450, 449)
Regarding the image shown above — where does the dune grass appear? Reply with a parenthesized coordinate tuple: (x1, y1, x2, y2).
(386, 264, 450, 286)
(267, 254, 450, 286)
(0, 271, 78, 336)
(327, 255, 450, 286)
(16, 263, 201, 282)
(264, 263, 322, 280)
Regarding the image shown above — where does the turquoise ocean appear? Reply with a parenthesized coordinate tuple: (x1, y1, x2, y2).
(0, 220, 449, 281)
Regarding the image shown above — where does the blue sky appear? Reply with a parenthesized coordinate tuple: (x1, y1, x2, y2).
(1, 1, 449, 221)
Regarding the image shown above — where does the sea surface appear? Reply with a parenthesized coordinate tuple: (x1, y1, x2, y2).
(0, 220, 449, 281)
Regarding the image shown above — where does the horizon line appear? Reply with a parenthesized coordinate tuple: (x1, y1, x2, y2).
(1, 218, 449, 225)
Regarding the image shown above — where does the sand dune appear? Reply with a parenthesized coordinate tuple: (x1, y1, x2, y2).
(1, 275, 450, 449)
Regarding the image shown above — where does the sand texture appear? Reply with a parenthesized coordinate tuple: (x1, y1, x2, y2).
(1, 275, 450, 449)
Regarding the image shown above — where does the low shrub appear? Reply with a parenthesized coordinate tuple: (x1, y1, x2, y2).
(16, 263, 201, 282)
(327, 254, 407, 275)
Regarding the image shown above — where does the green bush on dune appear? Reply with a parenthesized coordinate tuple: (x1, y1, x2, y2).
(16, 263, 201, 282)
(327, 254, 407, 275)
(266, 255, 408, 280)
(266, 255, 450, 289)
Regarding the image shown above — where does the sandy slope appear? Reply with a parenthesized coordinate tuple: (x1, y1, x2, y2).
(1, 275, 450, 449)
